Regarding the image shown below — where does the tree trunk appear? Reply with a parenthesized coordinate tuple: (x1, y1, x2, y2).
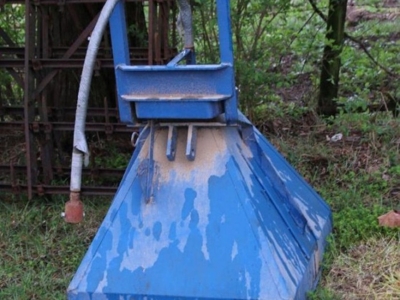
(318, 0, 348, 115)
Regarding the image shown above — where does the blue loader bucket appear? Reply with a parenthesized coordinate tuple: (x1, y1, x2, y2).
(67, 1, 332, 298)
(67, 118, 332, 300)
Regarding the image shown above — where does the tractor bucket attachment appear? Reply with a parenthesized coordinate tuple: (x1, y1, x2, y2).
(67, 119, 331, 300)
(68, 0, 332, 299)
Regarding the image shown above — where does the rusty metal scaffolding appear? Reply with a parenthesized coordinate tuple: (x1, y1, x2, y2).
(0, 0, 177, 198)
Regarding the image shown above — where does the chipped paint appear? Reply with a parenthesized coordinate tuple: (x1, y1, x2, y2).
(68, 126, 331, 300)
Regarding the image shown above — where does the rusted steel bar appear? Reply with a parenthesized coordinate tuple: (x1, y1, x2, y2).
(0, 47, 174, 58)
(0, 57, 175, 68)
(0, 121, 138, 133)
(36, 4, 54, 185)
(23, 0, 34, 199)
(67, 4, 85, 31)
(0, 165, 125, 177)
(0, 47, 154, 56)
(0, 106, 119, 117)
(41, 6, 50, 59)
(162, 1, 171, 61)
(0, 58, 115, 68)
(0, 0, 176, 198)
(0, 27, 16, 45)
(155, 1, 161, 64)
(0, 184, 117, 195)
(9, 160, 17, 190)
(32, 12, 101, 98)
(148, 0, 154, 65)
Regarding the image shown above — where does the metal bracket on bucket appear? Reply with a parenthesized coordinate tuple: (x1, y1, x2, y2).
(186, 124, 197, 161)
(162, 122, 228, 162)
(166, 126, 178, 161)
(165, 124, 197, 161)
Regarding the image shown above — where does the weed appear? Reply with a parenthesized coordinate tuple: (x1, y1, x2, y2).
(332, 205, 400, 250)
(307, 287, 341, 300)
(323, 238, 400, 300)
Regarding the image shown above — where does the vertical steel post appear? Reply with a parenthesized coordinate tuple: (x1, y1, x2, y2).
(38, 5, 54, 184)
(23, 0, 35, 199)
(148, 0, 154, 65)
(216, 0, 238, 123)
(161, 2, 170, 62)
(155, 2, 161, 64)
(109, 0, 134, 123)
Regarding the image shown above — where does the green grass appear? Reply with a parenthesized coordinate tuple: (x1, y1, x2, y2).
(0, 197, 110, 299)
(266, 109, 400, 299)
(1, 109, 399, 299)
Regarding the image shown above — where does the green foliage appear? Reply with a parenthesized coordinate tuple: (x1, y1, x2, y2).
(127, 23, 148, 46)
(92, 143, 131, 169)
(191, 0, 330, 116)
(307, 287, 341, 300)
(333, 205, 400, 250)
(0, 4, 25, 105)
(267, 105, 400, 294)
(189, 0, 399, 119)
(0, 4, 25, 45)
(252, 96, 311, 123)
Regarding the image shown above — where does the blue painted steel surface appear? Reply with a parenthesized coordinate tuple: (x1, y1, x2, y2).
(108, 0, 133, 123)
(167, 49, 196, 66)
(109, 0, 238, 124)
(67, 124, 332, 300)
(215, 0, 238, 123)
(117, 65, 231, 120)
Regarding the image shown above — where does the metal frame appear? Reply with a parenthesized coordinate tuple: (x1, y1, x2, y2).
(0, 0, 177, 198)
(109, 0, 239, 126)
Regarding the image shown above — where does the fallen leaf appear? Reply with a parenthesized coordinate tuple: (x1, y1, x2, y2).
(378, 210, 400, 228)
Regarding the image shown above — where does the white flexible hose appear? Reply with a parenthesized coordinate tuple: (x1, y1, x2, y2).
(177, 0, 193, 48)
(70, 0, 120, 192)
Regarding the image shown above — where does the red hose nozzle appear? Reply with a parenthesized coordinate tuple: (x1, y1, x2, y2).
(63, 192, 84, 223)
